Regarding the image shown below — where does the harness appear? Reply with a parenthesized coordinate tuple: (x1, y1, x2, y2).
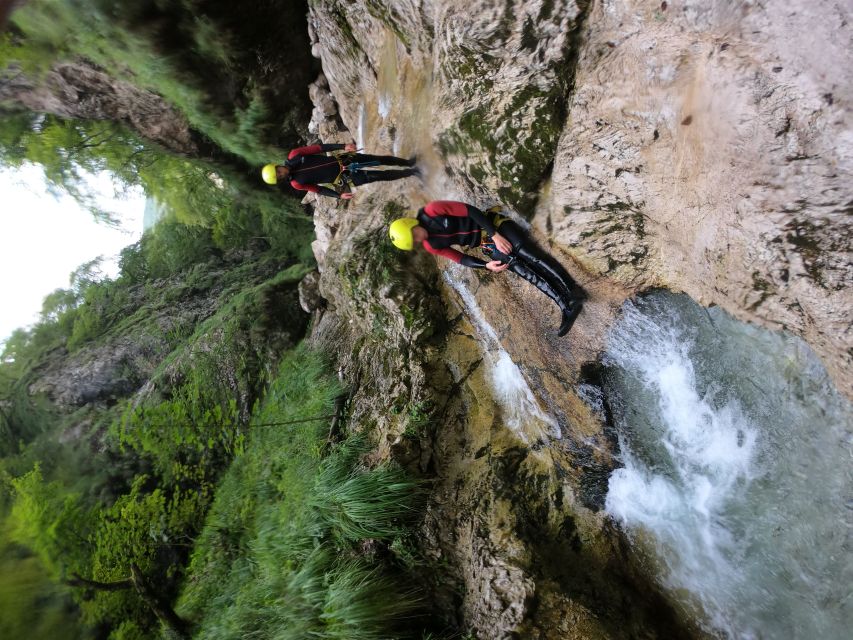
(417, 209, 511, 252)
(479, 214, 512, 260)
(288, 151, 380, 192)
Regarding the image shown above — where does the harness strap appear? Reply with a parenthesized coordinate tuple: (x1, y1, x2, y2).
(290, 151, 357, 189)
(481, 214, 512, 260)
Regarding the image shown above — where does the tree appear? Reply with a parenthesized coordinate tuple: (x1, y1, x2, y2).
(0, 1, 15, 30)
(0, 112, 156, 224)
(64, 564, 191, 638)
(5, 465, 91, 579)
(6, 466, 196, 637)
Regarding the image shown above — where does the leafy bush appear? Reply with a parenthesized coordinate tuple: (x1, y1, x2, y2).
(5, 465, 91, 579)
(115, 377, 242, 486)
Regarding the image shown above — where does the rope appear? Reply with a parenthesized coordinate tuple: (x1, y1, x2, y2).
(346, 160, 381, 172)
(253, 414, 338, 428)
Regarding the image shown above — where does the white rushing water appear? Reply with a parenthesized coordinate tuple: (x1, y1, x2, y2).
(356, 102, 367, 151)
(443, 268, 558, 441)
(601, 292, 853, 639)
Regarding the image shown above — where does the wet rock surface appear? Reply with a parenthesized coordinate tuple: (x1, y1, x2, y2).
(302, 1, 851, 637)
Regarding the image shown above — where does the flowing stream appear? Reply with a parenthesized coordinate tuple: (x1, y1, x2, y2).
(599, 291, 852, 639)
(443, 267, 558, 442)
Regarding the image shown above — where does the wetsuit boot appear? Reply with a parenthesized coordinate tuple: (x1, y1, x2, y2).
(558, 299, 583, 336)
(515, 244, 587, 302)
(510, 261, 582, 336)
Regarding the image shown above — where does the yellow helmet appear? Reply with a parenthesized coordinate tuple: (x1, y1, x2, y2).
(261, 164, 278, 185)
(389, 218, 420, 250)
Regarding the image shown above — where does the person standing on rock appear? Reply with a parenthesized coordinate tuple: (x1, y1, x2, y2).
(389, 201, 586, 336)
(261, 142, 418, 199)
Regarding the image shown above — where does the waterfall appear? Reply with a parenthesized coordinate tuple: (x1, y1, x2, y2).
(601, 292, 853, 639)
(356, 102, 367, 151)
(443, 267, 559, 441)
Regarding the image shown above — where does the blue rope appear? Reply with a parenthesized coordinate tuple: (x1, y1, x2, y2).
(346, 160, 381, 172)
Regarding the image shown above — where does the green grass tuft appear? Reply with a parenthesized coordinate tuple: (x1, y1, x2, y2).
(178, 345, 427, 639)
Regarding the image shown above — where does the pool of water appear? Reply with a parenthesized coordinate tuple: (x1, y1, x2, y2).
(600, 291, 852, 639)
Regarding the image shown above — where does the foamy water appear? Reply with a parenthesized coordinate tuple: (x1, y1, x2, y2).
(601, 292, 853, 639)
(356, 102, 367, 151)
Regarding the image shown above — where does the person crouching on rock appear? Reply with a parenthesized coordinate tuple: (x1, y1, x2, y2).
(389, 201, 586, 336)
(261, 142, 418, 199)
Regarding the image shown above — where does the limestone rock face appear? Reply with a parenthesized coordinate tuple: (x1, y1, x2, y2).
(306, 0, 851, 395)
(302, 82, 685, 640)
(541, 0, 852, 395)
(2, 61, 204, 155)
(308, 0, 586, 216)
(298, 270, 325, 313)
(29, 334, 167, 408)
(302, 0, 851, 637)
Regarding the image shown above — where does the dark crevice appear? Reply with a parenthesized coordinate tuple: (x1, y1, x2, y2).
(529, 0, 593, 216)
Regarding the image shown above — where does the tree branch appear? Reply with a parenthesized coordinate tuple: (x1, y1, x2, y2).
(65, 573, 133, 592)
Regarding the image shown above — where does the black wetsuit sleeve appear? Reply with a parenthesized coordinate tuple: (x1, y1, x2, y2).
(316, 186, 342, 198)
(460, 255, 488, 269)
(465, 204, 497, 235)
(320, 143, 347, 153)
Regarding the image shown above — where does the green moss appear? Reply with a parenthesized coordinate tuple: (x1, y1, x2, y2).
(326, 3, 368, 60)
(442, 83, 566, 218)
(632, 211, 647, 239)
(402, 400, 434, 438)
(538, 0, 556, 21)
(382, 199, 409, 222)
(364, 0, 411, 48)
(493, 0, 517, 44)
(469, 163, 487, 183)
(600, 200, 634, 212)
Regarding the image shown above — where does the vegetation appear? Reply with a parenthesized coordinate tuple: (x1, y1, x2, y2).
(0, 180, 316, 637)
(0, 0, 317, 235)
(0, 111, 313, 244)
(2, 0, 315, 164)
(0, 170, 439, 638)
(0, 3, 442, 639)
(1, 321, 433, 638)
(179, 347, 427, 639)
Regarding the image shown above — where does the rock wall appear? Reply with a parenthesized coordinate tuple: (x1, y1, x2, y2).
(303, 73, 691, 640)
(27, 249, 307, 433)
(540, 0, 853, 397)
(306, 191, 692, 638)
(2, 61, 205, 156)
(301, 0, 851, 637)
(306, 0, 852, 393)
(308, 0, 587, 215)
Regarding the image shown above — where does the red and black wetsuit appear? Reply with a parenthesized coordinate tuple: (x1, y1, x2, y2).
(416, 200, 586, 335)
(416, 200, 500, 269)
(286, 144, 416, 199)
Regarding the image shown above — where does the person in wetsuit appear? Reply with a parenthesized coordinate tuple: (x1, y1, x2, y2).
(389, 201, 586, 336)
(261, 142, 418, 199)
